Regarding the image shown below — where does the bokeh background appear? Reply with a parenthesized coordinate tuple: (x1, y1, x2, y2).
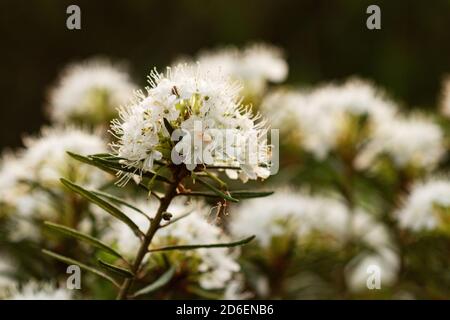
(2, 0, 450, 150)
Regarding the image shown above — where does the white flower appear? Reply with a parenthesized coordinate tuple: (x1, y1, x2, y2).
(103, 198, 240, 291)
(111, 63, 271, 183)
(229, 189, 351, 248)
(5, 281, 72, 300)
(21, 127, 108, 188)
(230, 189, 393, 251)
(356, 114, 445, 170)
(0, 152, 26, 205)
(396, 178, 450, 231)
(345, 248, 400, 293)
(48, 58, 136, 125)
(261, 79, 397, 159)
(180, 43, 288, 99)
(223, 276, 252, 300)
(260, 89, 307, 137)
(351, 210, 392, 250)
(0, 127, 109, 241)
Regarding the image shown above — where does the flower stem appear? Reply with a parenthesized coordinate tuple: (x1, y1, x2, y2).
(116, 166, 186, 300)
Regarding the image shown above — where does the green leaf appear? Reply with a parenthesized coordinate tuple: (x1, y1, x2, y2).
(195, 177, 239, 203)
(90, 155, 172, 184)
(42, 249, 120, 287)
(67, 152, 172, 184)
(178, 190, 274, 199)
(148, 235, 255, 252)
(98, 259, 134, 278)
(44, 221, 125, 260)
(91, 190, 149, 219)
(228, 190, 274, 199)
(160, 211, 192, 229)
(60, 178, 143, 238)
(89, 153, 124, 161)
(67, 152, 117, 175)
(132, 266, 176, 297)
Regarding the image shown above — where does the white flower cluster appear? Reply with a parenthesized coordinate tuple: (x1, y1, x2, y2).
(356, 114, 445, 170)
(230, 189, 399, 292)
(230, 189, 390, 249)
(345, 212, 400, 292)
(111, 63, 271, 183)
(262, 79, 445, 170)
(21, 127, 108, 188)
(396, 178, 450, 231)
(48, 58, 136, 125)
(103, 199, 241, 292)
(261, 79, 397, 159)
(0, 127, 109, 240)
(345, 247, 400, 293)
(179, 43, 288, 99)
(3, 281, 72, 300)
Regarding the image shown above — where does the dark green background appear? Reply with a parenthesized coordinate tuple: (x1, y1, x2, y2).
(1, 0, 450, 149)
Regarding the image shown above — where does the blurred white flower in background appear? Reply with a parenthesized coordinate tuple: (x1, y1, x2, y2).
(0, 127, 109, 241)
(104, 198, 241, 292)
(230, 189, 391, 249)
(261, 79, 398, 159)
(179, 43, 288, 100)
(351, 210, 393, 250)
(230, 189, 399, 294)
(111, 63, 271, 184)
(4, 281, 72, 300)
(21, 127, 108, 188)
(47, 58, 137, 126)
(356, 114, 445, 170)
(396, 178, 450, 231)
(345, 247, 400, 293)
(0, 152, 26, 206)
(260, 89, 307, 139)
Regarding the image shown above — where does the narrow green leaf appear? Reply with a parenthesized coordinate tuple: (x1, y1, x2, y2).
(60, 178, 143, 238)
(90, 155, 172, 184)
(160, 211, 192, 229)
(93, 153, 166, 166)
(67, 152, 172, 184)
(98, 259, 134, 278)
(148, 235, 255, 252)
(67, 152, 116, 175)
(44, 221, 125, 260)
(91, 190, 149, 218)
(42, 249, 120, 287)
(89, 153, 125, 161)
(178, 190, 274, 199)
(132, 266, 176, 297)
(195, 177, 239, 203)
(228, 190, 274, 199)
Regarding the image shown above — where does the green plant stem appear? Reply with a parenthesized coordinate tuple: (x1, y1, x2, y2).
(116, 166, 186, 300)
